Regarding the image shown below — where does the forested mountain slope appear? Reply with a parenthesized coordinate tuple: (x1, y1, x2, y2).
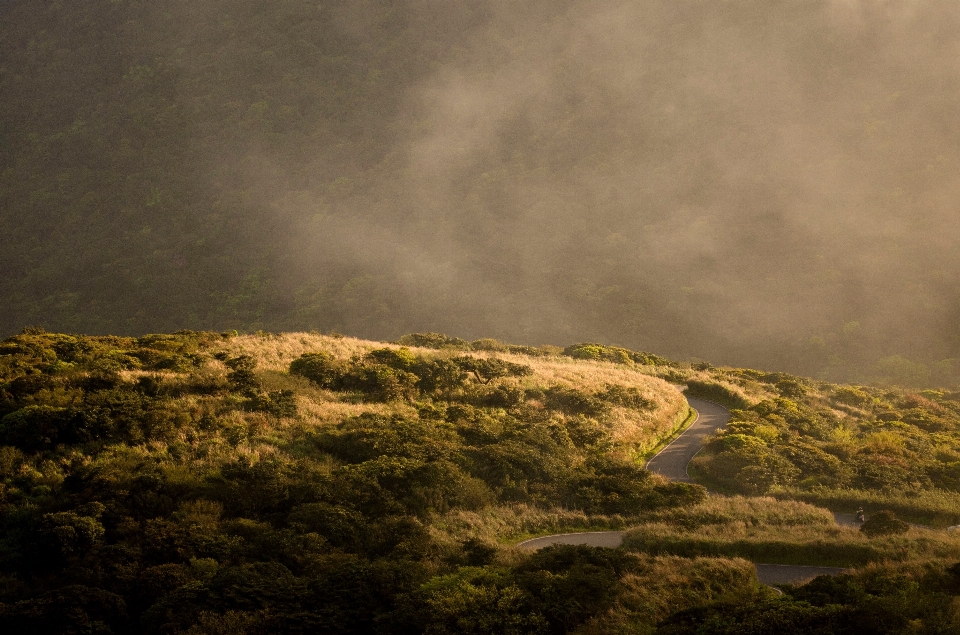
(3, 0, 960, 383)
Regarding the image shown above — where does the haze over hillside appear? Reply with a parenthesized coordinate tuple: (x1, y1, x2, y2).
(2, 0, 959, 384)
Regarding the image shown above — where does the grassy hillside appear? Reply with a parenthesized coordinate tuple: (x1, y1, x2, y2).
(2, 329, 960, 633)
(683, 367, 960, 526)
(0, 328, 705, 633)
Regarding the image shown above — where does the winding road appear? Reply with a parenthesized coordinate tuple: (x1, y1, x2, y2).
(646, 396, 729, 481)
(518, 392, 848, 586)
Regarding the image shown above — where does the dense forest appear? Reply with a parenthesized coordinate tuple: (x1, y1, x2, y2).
(2, 329, 960, 633)
(3, 0, 960, 384)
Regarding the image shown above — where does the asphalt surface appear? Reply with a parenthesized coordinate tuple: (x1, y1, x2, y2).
(518, 393, 851, 586)
(646, 396, 730, 482)
(517, 531, 627, 550)
(517, 533, 848, 586)
(755, 564, 847, 585)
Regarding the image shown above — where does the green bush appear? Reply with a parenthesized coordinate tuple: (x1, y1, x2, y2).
(563, 343, 674, 367)
(397, 333, 471, 350)
(289, 351, 342, 388)
(684, 380, 751, 409)
(860, 510, 910, 538)
(453, 356, 533, 384)
(544, 387, 608, 417)
(247, 390, 298, 417)
(832, 386, 874, 408)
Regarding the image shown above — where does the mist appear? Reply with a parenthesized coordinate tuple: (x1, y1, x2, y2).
(285, 0, 960, 370)
(3, 0, 960, 382)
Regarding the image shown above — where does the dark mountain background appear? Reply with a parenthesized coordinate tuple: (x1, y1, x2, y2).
(2, 0, 960, 386)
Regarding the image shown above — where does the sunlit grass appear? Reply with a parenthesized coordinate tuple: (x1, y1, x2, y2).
(621, 495, 960, 567)
(776, 487, 960, 527)
(208, 332, 688, 453)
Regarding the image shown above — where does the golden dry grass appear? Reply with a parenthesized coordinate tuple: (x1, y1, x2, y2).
(208, 332, 688, 452)
(638, 495, 836, 528)
(433, 503, 633, 545)
(621, 495, 960, 567)
(614, 555, 760, 624)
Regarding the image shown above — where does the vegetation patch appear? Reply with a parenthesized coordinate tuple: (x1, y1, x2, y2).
(0, 329, 698, 633)
(621, 497, 960, 568)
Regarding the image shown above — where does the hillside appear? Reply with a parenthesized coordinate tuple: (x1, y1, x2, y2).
(3, 329, 960, 633)
(3, 0, 960, 382)
(0, 329, 701, 632)
(682, 367, 960, 526)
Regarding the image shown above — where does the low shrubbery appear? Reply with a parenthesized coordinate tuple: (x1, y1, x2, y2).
(4, 329, 960, 633)
(690, 383, 960, 511)
(860, 510, 909, 538)
(778, 488, 960, 527)
(0, 330, 696, 633)
(563, 343, 675, 367)
(684, 379, 753, 410)
(620, 497, 960, 567)
(658, 560, 960, 635)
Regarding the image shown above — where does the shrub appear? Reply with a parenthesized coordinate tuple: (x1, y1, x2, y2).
(224, 355, 259, 391)
(684, 380, 751, 409)
(397, 333, 470, 350)
(247, 390, 298, 417)
(597, 384, 654, 410)
(414, 358, 468, 393)
(471, 338, 507, 352)
(453, 356, 533, 384)
(0, 405, 93, 450)
(544, 387, 608, 416)
(342, 365, 420, 402)
(832, 386, 873, 408)
(289, 352, 342, 388)
(563, 343, 674, 367)
(775, 379, 807, 398)
(860, 510, 910, 537)
(365, 347, 418, 371)
(564, 343, 631, 365)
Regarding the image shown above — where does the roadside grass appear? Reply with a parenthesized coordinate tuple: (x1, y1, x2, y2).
(577, 555, 766, 634)
(635, 495, 835, 529)
(620, 495, 960, 567)
(433, 496, 837, 548)
(683, 379, 756, 409)
(431, 503, 636, 546)
(636, 405, 697, 463)
(774, 487, 960, 528)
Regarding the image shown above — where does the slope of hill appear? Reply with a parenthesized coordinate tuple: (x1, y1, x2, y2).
(0, 329, 703, 632)
(684, 367, 960, 526)
(2, 329, 960, 633)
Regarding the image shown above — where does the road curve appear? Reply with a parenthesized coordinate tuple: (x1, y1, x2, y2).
(517, 393, 850, 586)
(517, 531, 626, 550)
(646, 396, 730, 482)
(754, 564, 847, 585)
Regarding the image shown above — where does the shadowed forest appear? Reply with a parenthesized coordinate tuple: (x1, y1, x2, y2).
(3, 329, 960, 633)
(3, 0, 960, 385)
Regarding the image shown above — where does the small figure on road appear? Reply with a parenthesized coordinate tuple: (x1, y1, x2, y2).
(856, 507, 865, 524)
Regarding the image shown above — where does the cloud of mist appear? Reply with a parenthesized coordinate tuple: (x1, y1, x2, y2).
(278, 0, 960, 370)
(8, 0, 958, 376)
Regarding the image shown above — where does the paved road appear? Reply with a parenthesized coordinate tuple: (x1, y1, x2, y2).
(834, 512, 861, 528)
(755, 564, 847, 585)
(517, 531, 627, 550)
(517, 532, 847, 586)
(646, 396, 730, 482)
(517, 393, 851, 586)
